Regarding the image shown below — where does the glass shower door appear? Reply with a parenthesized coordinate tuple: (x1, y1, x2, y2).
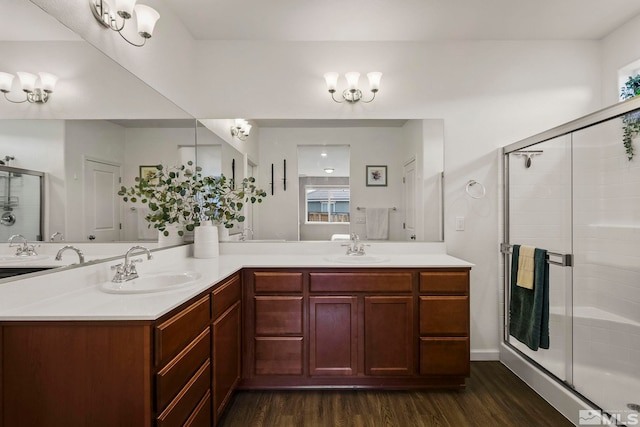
(571, 115, 640, 422)
(505, 134, 573, 383)
(0, 167, 44, 242)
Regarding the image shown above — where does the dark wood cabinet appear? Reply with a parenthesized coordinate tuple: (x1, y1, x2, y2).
(0, 265, 471, 426)
(364, 296, 414, 376)
(0, 272, 243, 427)
(309, 296, 357, 376)
(419, 270, 470, 380)
(242, 267, 470, 390)
(211, 275, 242, 425)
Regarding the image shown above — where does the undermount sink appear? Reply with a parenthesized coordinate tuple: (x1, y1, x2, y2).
(99, 271, 202, 294)
(0, 255, 49, 263)
(324, 255, 389, 264)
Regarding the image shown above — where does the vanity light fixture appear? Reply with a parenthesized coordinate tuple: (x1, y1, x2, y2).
(230, 119, 252, 141)
(90, 0, 160, 47)
(0, 72, 58, 104)
(323, 71, 382, 104)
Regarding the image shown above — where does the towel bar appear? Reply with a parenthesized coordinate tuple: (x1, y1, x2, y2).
(356, 206, 397, 211)
(500, 243, 573, 267)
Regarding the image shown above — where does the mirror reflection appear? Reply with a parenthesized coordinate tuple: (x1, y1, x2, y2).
(298, 145, 350, 241)
(211, 119, 444, 242)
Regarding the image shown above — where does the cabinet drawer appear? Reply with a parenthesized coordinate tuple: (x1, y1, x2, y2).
(420, 296, 469, 336)
(184, 390, 212, 427)
(156, 327, 210, 411)
(420, 337, 469, 376)
(156, 296, 211, 365)
(212, 274, 241, 319)
(255, 337, 303, 375)
(309, 272, 412, 293)
(255, 296, 303, 335)
(254, 272, 303, 293)
(419, 270, 469, 294)
(157, 360, 211, 427)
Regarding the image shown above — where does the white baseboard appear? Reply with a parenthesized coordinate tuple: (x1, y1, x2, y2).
(471, 349, 500, 361)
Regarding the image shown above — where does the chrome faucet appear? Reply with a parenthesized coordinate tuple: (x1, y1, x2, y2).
(55, 245, 85, 264)
(239, 227, 253, 241)
(111, 245, 152, 283)
(50, 232, 64, 242)
(8, 234, 38, 256)
(344, 232, 366, 256)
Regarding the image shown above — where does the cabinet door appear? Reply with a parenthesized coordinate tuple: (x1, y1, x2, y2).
(309, 296, 357, 376)
(420, 296, 469, 336)
(213, 301, 241, 424)
(364, 296, 414, 376)
(420, 337, 470, 376)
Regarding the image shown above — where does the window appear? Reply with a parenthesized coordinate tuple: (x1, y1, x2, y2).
(305, 186, 350, 223)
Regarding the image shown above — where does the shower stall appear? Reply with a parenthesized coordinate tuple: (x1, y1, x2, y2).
(0, 166, 44, 242)
(502, 97, 640, 425)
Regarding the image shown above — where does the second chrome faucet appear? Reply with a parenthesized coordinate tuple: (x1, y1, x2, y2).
(111, 245, 153, 283)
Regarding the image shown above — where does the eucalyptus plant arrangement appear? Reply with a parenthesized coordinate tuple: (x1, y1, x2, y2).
(118, 161, 267, 236)
(118, 162, 202, 237)
(200, 175, 267, 229)
(620, 74, 640, 160)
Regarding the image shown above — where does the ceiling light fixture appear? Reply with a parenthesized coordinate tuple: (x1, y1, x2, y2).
(230, 119, 252, 141)
(323, 71, 382, 103)
(324, 167, 335, 174)
(90, 0, 160, 47)
(0, 72, 58, 104)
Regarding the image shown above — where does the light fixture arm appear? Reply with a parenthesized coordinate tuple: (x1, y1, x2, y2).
(2, 92, 27, 104)
(90, 0, 159, 48)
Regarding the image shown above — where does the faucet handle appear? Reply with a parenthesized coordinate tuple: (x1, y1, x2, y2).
(111, 263, 124, 271)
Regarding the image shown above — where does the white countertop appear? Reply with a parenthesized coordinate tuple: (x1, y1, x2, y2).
(0, 242, 472, 322)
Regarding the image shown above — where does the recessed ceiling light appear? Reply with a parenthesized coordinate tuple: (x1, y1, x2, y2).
(324, 167, 335, 173)
(321, 152, 327, 157)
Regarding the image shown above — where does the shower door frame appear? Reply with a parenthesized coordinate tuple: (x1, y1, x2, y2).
(0, 165, 45, 241)
(501, 94, 640, 407)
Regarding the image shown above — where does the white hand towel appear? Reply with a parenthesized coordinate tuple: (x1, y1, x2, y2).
(365, 208, 389, 240)
(516, 245, 535, 289)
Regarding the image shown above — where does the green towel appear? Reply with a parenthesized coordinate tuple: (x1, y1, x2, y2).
(509, 245, 550, 351)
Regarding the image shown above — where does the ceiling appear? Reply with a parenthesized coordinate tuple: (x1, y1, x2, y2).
(163, 0, 640, 42)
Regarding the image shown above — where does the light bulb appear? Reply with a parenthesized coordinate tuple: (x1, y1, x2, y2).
(134, 4, 160, 38)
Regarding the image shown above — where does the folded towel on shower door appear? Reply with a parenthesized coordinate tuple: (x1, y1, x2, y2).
(509, 244, 550, 351)
(516, 245, 535, 289)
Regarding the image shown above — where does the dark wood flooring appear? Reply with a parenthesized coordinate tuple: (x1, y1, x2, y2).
(218, 362, 573, 427)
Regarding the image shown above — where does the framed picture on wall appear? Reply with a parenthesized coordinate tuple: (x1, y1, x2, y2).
(366, 165, 387, 186)
(139, 165, 159, 184)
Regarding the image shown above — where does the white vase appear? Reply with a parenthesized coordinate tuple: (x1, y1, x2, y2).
(158, 224, 184, 247)
(194, 221, 219, 258)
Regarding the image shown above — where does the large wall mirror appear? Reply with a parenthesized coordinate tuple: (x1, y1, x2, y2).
(205, 119, 444, 242)
(0, 3, 247, 259)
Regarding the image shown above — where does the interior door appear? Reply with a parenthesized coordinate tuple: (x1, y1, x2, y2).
(403, 159, 416, 240)
(83, 159, 121, 242)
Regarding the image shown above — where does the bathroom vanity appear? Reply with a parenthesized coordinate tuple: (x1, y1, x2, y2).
(0, 243, 471, 427)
